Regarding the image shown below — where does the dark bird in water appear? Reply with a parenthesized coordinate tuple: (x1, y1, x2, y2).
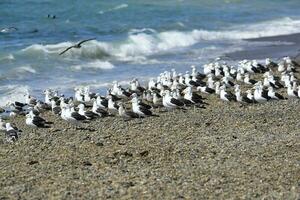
(59, 38, 96, 55)
(47, 14, 56, 19)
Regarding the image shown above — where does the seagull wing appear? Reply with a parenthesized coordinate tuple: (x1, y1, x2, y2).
(59, 46, 75, 55)
(77, 38, 96, 46)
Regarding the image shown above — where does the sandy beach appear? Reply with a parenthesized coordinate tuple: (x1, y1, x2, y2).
(1, 63, 300, 199)
(2, 1, 300, 199)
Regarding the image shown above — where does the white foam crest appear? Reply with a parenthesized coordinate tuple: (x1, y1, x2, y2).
(15, 65, 37, 74)
(99, 3, 128, 14)
(0, 85, 30, 107)
(176, 22, 185, 27)
(22, 41, 111, 59)
(0, 54, 14, 61)
(128, 28, 157, 35)
(114, 3, 128, 10)
(22, 42, 73, 55)
(193, 17, 300, 40)
(70, 60, 114, 71)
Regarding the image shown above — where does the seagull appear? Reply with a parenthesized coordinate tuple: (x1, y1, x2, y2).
(267, 87, 285, 100)
(51, 99, 61, 115)
(64, 106, 87, 125)
(59, 38, 96, 55)
(28, 110, 51, 125)
(131, 96, 156, 117)
(219, 86, 236, 102)
(152, 92, 163, 108)
(25, 94, 37, 106)
(6, 101, 29, 115)
(78, 104, 98, 120)
(265, 58, 278, 69)
(253, 85, 270, 102)
(196, 86, 215, 94)
(287, 85, 298, 98)
(107, 95, 119, 114)
(25, 114, 49, 128)
(191, 65, 206, 80)
(0, 118, 6, 132)
(183, 87, 206, 106)
(235, 88, 243, 103)
(131, 93, 152, 110)
(245, 90, 257, 103)
(222, 76, 235, 87)
(185, 72, 205, 87)
(92, 101, 109, 117)
(5, 123, 21, 143)
(35, 100, 51, 113)
(118, 102, 140, 121)
(162, 90, 185, 110)
(244, 73, 257, 85)
(96, 96, 108, 109)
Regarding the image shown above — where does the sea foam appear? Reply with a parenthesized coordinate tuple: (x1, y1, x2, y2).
(99, 3, 128, 14)
(70, 60, 114, 71)
(0, 85, 30, 107)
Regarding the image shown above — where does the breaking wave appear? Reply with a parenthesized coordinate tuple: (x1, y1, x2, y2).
(21, 17, 300, 62)
(70, 60, 114, 71)
(99, 3, 128, 14)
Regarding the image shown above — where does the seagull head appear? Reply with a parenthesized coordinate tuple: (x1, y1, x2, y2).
(5, 123, 12, 129)
(78, 104, 85, 109)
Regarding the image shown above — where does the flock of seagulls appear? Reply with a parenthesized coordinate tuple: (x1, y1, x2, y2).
(1, 56, 299, 143)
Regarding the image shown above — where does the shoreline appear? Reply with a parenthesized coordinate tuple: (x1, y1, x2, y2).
(225, 32, 300, 60)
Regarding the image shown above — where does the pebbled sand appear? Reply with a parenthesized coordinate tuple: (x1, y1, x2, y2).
(0, 94, 299, 199)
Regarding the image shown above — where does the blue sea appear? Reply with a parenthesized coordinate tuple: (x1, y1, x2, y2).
(1, 0, 300, 105)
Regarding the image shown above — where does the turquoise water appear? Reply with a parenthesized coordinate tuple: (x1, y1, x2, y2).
(1, 0, 300, 103)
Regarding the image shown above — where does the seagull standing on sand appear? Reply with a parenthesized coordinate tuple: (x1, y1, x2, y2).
(219, 86, 236, 102)
(96, 96, 108, 109)
(287, 85, 298, 98)
(162, 90, 185, 110)
(244, 73, 257, 85)
(59, 38, 96, 55)
(131, 96, 154, 117)
(78, 104, 98, 120)
(265, 58, 278, 69)
(92, 101, 108, 117)
(51, 99, 61, 115)
(107, 95, 119, 114)
(253, 85, 270, 103)
(246, 90, 256, 103)
(118, 102, 140, 121)
(25, 114, 48, 128)
(267, 87, 285, 100)
(0, 119, 6, 132)
(65, 106, 87, 125)
(183, 87, 206, 106)
(197, 85, 215, 94)
(5, 123, 20, 143)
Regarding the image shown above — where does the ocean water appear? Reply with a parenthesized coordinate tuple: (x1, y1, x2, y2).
(1, 0, 300, 105)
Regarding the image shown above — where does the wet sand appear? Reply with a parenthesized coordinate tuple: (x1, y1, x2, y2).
(225, 33, 300, 60)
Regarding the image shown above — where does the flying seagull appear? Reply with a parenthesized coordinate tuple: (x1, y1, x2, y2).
(59, 38, 96, 55)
